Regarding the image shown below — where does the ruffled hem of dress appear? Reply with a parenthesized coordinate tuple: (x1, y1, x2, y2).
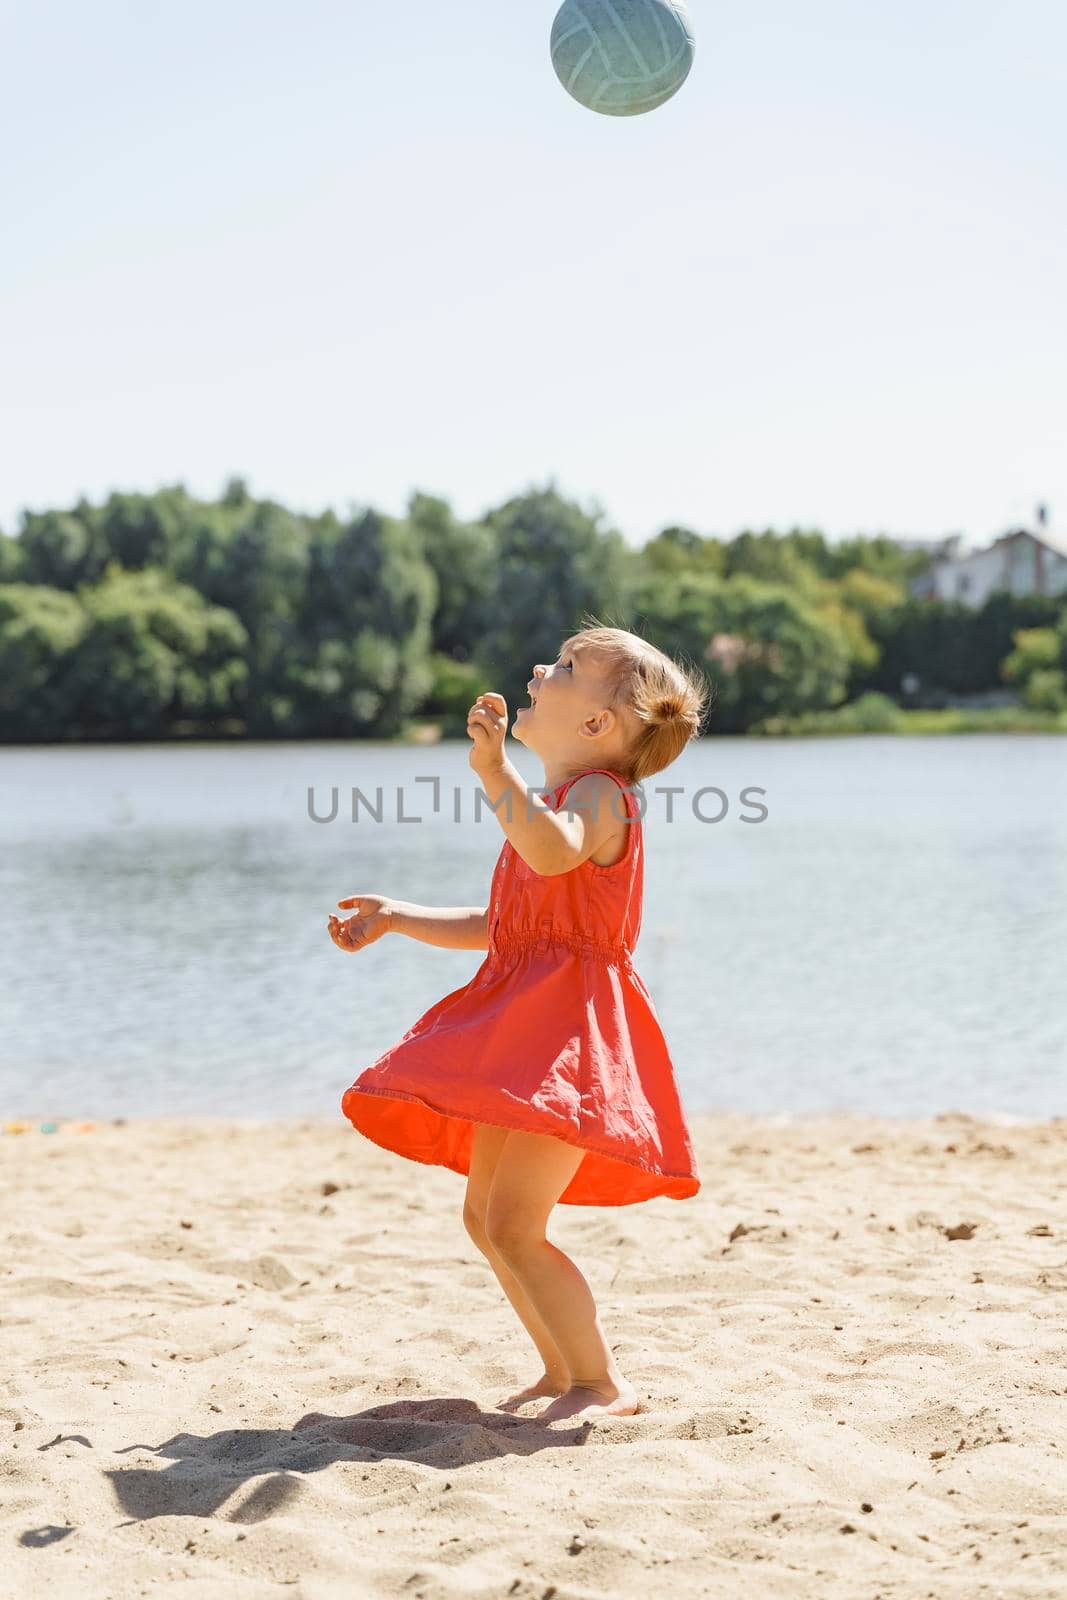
(340, 1082, 701, 1208)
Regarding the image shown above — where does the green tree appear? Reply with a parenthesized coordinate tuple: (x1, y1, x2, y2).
(421, 651, 486, 735)
(632, 569, 851, 733)
(0, 583, 87, 740)
(707, 579, 852, 732)
(18, 502, 107, 589)
(827, 533, 933, 586)
(1001, 626, 1067, 710)
(973, 591, 1063, 688)
(97, 485, 194, 573)
(0, 532, 25, 582)
(834, 567, 908, 623)
(175, 499, 310, 731)
(169, 498, 238, 603)
(722, 529, 822, 594)
(638, 525, 726, 579)
(408, 491, 498, 662)
(628, 566, 722, 667)
(1018, 669, 1067, 712)
(863, 593, 1062, 701)
(476, 485, 631, 711)
(72, 565, 248, 738)
(221, 475, 253, 510)
(292, 508, 437, 736)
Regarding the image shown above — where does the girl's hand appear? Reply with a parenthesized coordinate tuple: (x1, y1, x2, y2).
(467, 692, 509, 774)
(327, 894, 396, 953)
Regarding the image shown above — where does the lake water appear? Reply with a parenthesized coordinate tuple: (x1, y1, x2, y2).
(1, 736, 1063, 1122)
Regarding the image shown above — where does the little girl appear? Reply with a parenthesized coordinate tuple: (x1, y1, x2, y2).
(328, 624, 708, 1424)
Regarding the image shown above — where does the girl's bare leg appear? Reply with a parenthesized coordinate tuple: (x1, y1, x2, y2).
(464, 1124, 571, 1407)
(483, 1128, 638, 1423)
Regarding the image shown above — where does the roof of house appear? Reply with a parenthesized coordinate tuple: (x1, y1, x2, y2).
(997, 526, 1067, 561)
(925, 525, 1067, 566)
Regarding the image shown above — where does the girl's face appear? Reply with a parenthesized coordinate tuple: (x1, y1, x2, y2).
(512, 642, 614, 757)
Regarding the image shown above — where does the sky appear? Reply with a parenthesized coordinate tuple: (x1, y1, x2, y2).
(1, 0, 1064, 552)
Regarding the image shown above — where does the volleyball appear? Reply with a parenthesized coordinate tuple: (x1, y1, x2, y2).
(550, 0, 695, 117)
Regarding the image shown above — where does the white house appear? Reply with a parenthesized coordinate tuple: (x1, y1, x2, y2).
(910, 515, 1067, 608)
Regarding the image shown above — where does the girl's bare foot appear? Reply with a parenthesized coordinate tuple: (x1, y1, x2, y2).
(495, 1371, 569, 1413)
(534, 1377, 639, 1424)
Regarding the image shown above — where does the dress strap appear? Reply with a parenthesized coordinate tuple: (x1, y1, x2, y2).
(556, 767, 631, 791)
(547, 769, 641, 828)
(554, 768, 636, 803)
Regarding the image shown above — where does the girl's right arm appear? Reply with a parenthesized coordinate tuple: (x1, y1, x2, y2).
(390, 901, 489, 951)
(329, 894, 488, 953)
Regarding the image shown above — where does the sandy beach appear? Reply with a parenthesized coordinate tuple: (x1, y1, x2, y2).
(5, 1109, 1066, 1599)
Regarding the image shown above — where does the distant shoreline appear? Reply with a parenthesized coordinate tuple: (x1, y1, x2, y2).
(2, 703, 1066, 748)
(5, 1108, 1065, 1135)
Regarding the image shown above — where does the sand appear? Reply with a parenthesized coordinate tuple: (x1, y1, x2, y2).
(4, 1109, 1066, 1599)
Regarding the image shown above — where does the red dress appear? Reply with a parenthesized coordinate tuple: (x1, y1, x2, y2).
(340, 766, 701, 1207)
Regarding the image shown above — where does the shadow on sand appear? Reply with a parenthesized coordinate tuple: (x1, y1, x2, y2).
(104, 1395, 597, 1523)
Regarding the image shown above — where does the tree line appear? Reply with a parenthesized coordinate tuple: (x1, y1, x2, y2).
(1, 477, 1064, 742)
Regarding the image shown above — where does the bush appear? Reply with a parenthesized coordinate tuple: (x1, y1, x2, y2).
(834, 691, 901, 732)
(1021, 668, 1067, 713)
(421, 652, 486, 735)
(752, 690, 901, 736)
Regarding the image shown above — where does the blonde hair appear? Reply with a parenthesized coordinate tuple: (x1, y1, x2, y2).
(560, 616, 712, 784)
